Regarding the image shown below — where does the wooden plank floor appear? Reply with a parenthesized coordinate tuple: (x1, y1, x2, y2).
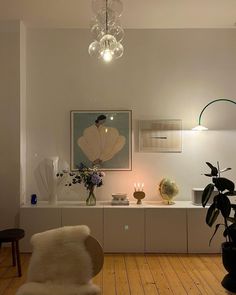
(0, 248, 235, 295)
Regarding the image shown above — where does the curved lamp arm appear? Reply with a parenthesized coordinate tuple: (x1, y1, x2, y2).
(193, 98, 236, 131)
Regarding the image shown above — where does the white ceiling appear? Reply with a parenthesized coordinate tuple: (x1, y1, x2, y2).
(0, 0, 236, 29)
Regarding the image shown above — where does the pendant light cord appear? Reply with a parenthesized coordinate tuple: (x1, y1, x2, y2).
(105, 0, 108, 34)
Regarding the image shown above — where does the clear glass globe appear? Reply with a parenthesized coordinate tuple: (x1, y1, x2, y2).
(100, 34, 117, 51)
(108, 25, 124, 42)
(91, 23, 105, 40)
(88, 41, 101, 58)
(92, 0, 106, 14)
(109, 0, 123, 17)
(113, 42, 124, 59)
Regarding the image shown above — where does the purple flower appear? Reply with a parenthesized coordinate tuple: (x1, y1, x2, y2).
(91, 173, 101, 185)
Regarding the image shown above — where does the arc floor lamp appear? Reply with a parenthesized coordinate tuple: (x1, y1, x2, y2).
(192, 98, 236, 131)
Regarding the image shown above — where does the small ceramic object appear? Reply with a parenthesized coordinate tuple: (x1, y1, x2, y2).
(31, 194, 37, 205)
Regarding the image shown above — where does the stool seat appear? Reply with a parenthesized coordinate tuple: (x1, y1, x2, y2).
(0, 228, 25, 242)
(0, 228, 25, 277)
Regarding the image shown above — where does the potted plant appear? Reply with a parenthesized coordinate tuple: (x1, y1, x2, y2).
(202, 162, 236, 292)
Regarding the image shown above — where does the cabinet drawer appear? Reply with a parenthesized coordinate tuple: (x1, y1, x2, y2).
(20, 208, 61, 252)
(187, 208, 223, 253)
(145, 208, 187, 253)
(61, 208, 103, 246)
(104, 208, 145, 252)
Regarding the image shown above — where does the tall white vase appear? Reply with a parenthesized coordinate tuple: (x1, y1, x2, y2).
(35, 157, 69, 204)
(48, 157, 59, 205)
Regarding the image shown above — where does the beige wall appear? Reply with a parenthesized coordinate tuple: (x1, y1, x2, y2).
(2, 26, 236, 229)
(0, 21, 21, 228)
(20, 22, 27, 205)
(25, 28, 236, 203)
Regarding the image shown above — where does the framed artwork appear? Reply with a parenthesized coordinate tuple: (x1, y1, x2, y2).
(139, 119, 182, 153)
(71, 110, 132, 170)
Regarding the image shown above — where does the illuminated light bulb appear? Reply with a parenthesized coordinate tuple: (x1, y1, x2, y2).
(99, 34, 117, 62)
(110, 116, 114, 120)
(101, 48, 114, 62)
(192, 125, 208, 131)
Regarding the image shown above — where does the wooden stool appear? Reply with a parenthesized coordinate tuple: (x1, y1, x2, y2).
(0, 228, 25, 276)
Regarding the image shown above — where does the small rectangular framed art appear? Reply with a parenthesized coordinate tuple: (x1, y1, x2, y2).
(139, 119, 182, 153)
(71, 110, 132, 171)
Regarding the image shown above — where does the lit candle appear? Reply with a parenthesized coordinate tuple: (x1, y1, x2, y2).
(137, 182, 140, 191)
(141, 183, 144, 191)
(134, 183, 137, 192)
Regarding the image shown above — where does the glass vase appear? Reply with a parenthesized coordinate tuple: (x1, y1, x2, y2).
(86, 188, 96, 206)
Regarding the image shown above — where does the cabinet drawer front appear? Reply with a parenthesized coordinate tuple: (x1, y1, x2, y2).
(61, 208, 103, 246)
(145, 208, 187, 253)
(187, 208, 223, 253)
(104, 208, 145, 253)
(20, 208, 61, 252)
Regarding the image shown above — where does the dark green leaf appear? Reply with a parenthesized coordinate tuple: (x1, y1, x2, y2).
(209, 223, 223, 245)
(216, 194, 231, 218)
(206, 162, 218, 176)
(206, 203, 219, 226)
(213, 177, 235, 193)
(213, 194, 220, 205)
(204, 174, 213, 177)
(202, 184, 215, 207)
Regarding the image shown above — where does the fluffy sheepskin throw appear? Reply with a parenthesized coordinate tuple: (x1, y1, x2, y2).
(17, 225, 101, 295)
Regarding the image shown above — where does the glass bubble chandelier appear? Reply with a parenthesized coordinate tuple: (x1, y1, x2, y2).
(88, 0, 124, 63)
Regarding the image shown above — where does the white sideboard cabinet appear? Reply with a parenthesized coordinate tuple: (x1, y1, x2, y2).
(19, 201, 224, 253)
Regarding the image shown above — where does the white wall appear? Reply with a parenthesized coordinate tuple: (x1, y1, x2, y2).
(20, 22, 27, 205)
(0, 21, 21, 228)
(25, 28, 236, 203)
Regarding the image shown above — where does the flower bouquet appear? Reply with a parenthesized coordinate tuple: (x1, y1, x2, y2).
(57, 163, 105, 206)
(78, 163, 104, 206)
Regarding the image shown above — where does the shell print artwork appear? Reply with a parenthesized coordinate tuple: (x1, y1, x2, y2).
(78, 124, 126, 165)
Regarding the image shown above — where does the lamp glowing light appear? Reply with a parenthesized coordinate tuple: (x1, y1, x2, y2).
(192, 125, 208, 131)
(101, 48, 113, 62)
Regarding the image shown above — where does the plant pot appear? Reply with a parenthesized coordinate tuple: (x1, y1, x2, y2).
(221, 242, 236, 292)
